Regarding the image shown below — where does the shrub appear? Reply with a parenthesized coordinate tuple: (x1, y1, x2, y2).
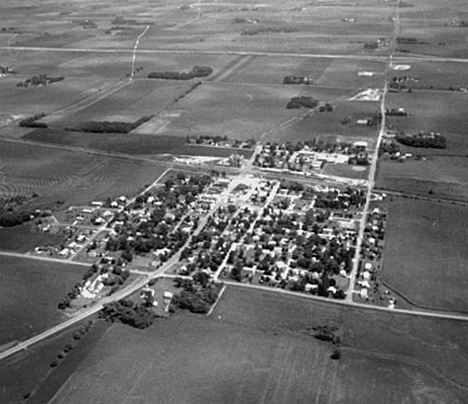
(330, 348, 341, 360)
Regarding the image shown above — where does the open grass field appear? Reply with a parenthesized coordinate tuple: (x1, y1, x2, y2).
(382, 197, 468, 313)
(377, 156, 468, 201)
(0, 140, 168, 209)
(0, 255, 85, 346)
(42, 286, 468, 404)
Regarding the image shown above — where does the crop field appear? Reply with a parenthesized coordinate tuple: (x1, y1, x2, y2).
(382, 197, 468, 313)
(277, 102, 380, 144)
(0, 140, 168, 208)
(0, 255, 85, 346)
(218, 55, 386, 90)
(0, 74, 107, 118)
(385, 91, 468, 155)
(397, 0, 468, 58)
(42, 286, 468, 404)
(0, 322, 93, 404)
(159, 83, 305, 140)
(1, 0, 396, 55)
(153, 83, 380, 142)
(377, 156, 468, 201)
(42, 79, 195, 126)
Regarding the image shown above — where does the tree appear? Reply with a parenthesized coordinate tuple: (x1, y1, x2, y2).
(231, 260, 243, 282)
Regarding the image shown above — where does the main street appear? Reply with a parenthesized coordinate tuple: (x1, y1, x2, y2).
(345, 81, 388, 302)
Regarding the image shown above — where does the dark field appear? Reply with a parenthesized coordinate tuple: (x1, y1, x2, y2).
(0, 223, 65, 253)
(0, 140, 168, 209)
(23, 129, 253, 158)
(382, 197, 468, 313)
(44, 287, 468, 404)
(0, 255, 85, 345)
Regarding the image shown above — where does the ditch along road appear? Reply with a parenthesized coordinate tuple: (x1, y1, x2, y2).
(3, 45, 468, 64)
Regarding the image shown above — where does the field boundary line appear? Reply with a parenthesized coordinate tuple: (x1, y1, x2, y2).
(206, 284, 226, 316)
(380, 280, 468, 316)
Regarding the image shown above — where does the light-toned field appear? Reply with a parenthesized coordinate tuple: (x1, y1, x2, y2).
(382, 197, 468, 313)
(44, 287, 468, 404)
(0, 140, 168, 208)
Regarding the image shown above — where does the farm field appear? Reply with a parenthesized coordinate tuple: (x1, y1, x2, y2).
(0, 320, 107, 404)
(385, 91, 468, 155)
(382, 197, 468, 313)
(219, 56, 386, 89)
(43, 286, 468, 404)
(0, 140, 168, 209)
(0, 0, 396, 56)
(0, 255, 85, 346)
(377, 156, 468, 201)
(159, 83, 305, 140)
(397, 0, 468, 58)
(386, 60, 468, 91)
(0, 223, 65, 253)
(151, 83, 380, 142)
(40, 79, 195, 126)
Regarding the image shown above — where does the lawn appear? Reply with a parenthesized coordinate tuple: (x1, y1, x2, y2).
(0, 255, 85, 346)
(0, 140, 168, 209)
(40, 286, 468, 404)
(382, 197, 468, 313)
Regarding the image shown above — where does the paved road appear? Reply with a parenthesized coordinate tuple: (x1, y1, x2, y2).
(0, 250, 90, 267)
(224, 281, 468, 323)
(3, 45, 468, 64)
(346, 82, 388, 302)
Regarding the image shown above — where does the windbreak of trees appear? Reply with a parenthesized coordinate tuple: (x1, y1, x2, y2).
(286, 96, 318, 109)
(396, 132, 446, 149)
(148, 66, 213, 80)
(17, 74, 64, 87)
(19, 113, 48, 128)
(0, 210, 34, 227)
(66, 116, 152, 134)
